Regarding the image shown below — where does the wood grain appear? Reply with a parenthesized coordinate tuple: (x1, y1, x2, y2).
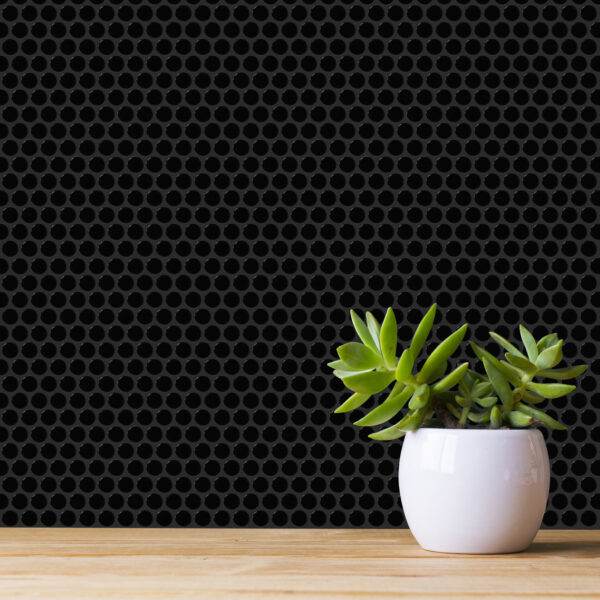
(0, 529, 596, 599)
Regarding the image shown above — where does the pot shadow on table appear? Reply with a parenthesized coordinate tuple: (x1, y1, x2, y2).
(527, 540, 600, 557)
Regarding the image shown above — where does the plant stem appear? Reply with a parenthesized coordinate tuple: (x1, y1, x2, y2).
(511, 374, 531, 410)
(432, 394, 459, 428)
(458, 398, 472, 428)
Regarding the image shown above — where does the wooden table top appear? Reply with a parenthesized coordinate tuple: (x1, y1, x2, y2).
(0, 529, 597, 599)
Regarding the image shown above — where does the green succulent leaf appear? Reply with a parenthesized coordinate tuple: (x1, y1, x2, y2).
(458, 374, 470, 398)
(395, 348, 414, 382)
(521, 389, 546, 404)
(516, 402, 566, 430)
(337, 343, 383, 371)
(525, 382, 576, 399)
(469, 341, 494, 363)
(463, 370, 474, 387)
(505, 353, 537, 373)
(427, 359, 448, 383)
(417, 324, 468, 383)
(474, 395, 498, 408)
(508, 411, 533, 427)
(490, 406, 502, 428)
(327, 359, 349, 370)
(468, 408, 492, 423)
(489, 331, 526, 359)
(455, 395, 469, 408)
(350, 310, 379, 354)
(341, 370, 395, 394)
(398, 408, 427, 431)
(519, 325, 538, 362)
(368, 408, 426, 439)
(408, 383, 430, 410)
(432, 362, 469, 393)
(379, 308, 398, 369)
(537, 365, 588, 380)
(482, 358, 513, 411)
(333, 369, 372, 380)
(368, 425, 407, 441)
(468, 369, 488, 382)
(535, 340, 563, 370)
(333, 369, 371, 379)
(409, 303, 436, 357)
(498, 362, 523, 387)
(470, 342, 522, 386)
(537, 333, 559, 354)
(353, 384, 411, 427)
(472, 380, 492, 397)
(369, 426, 406, 442)
(366, 312, 382, 353)
(334, 393, 371, 414)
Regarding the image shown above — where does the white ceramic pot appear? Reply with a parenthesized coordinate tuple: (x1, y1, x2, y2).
(399, 428, 550, 554)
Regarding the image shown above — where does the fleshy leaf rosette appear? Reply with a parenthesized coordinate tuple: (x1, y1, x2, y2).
(329, 306, 588, 440)
(329, 305, 468, 440)
(470, 326, 587, 430)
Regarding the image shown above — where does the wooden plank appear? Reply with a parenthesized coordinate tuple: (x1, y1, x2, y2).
(0, 529, 596, 599)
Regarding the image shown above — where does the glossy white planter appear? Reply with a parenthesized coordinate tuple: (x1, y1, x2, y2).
(399, 428, 550, 554)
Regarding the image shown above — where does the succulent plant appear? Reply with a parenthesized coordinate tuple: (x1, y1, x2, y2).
(329, 305, 588, 440)
(469, 328, 587, 431)
(329, 305, 469, 440)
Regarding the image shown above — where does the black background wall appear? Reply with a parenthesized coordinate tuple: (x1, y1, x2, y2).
(0, 0, 599, 528)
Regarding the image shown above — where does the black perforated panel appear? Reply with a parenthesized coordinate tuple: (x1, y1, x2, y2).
(0, 1, 599, 528)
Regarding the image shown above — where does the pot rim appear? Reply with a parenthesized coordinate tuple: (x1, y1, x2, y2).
(406, 427, 544, 435)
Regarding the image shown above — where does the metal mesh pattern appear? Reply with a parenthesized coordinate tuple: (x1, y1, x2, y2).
(0, 1, 599, 527)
